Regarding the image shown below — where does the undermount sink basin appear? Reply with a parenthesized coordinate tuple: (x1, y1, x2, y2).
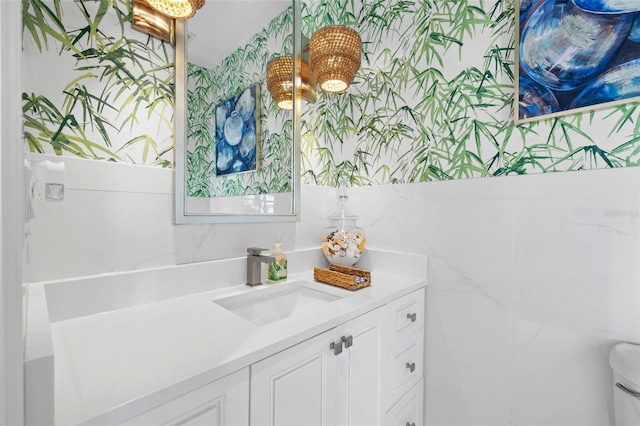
(213, 281, 349, 325)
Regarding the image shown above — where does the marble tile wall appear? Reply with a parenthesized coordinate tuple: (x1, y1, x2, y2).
(26, 154, 639, 424)
(348, 166, 640, 425)
(26, 153, 329, 282)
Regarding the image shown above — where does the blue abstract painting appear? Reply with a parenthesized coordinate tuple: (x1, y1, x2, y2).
(516, 0, 640, 123)
(214, 84, 260, 176)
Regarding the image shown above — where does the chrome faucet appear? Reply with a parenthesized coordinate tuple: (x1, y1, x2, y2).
(246, 247, 276, 286)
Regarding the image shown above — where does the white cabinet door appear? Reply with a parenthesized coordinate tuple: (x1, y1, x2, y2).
(120, 368, 249, 426)
(250, 307, 386, 426)
(250, 330, 338, 426)
(335, 307, 386, 426)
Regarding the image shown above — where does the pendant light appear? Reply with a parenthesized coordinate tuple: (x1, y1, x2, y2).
(145, 0, 205, 19)
(132, 0, 173, 42)
(267, 57, 295, 110)
(309, 25, 361, 93)
(266, 56, 317, 110)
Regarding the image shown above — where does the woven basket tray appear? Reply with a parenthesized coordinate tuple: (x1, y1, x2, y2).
(313, 264, 371, 291)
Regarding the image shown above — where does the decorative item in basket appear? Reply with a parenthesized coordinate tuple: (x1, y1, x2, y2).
(313, 264, 371, 291)
(321, 179, 366, 267)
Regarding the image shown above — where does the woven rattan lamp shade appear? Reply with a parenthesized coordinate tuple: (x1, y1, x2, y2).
(191, 0, 205, 9)
(309, 25, 361, 93)
(145, 0, 204, 19)
(267, 56, 295, 110)
(267, 57, 317, 110)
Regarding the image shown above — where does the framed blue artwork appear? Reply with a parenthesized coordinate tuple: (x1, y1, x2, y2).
(516, 0, 640, 124)
(214, 84, 261, 175)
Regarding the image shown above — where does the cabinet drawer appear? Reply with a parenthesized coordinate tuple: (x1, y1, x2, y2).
(387, 288, 424, 341)
(386, 378, 424, 426)
(387, 330, 424, 405)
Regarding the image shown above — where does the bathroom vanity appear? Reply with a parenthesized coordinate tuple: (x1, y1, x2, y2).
(25, 249, 427, 425)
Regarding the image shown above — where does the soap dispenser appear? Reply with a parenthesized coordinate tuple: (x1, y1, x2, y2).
(266, 243, 287, 282)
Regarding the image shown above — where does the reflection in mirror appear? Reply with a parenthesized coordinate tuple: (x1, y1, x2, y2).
(131, 0, 173, 42)
(175, 0, 301, 223)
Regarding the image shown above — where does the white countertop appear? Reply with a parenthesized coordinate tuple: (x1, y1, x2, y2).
(51, 267, 426, 425)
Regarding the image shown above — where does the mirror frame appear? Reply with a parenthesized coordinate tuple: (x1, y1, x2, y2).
(174, 0, 301, 224)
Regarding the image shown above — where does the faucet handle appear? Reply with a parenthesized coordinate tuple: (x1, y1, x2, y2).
(247, 247, 269, 256)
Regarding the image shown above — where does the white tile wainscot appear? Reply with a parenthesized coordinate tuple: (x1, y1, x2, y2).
(25, 248, 427, 425)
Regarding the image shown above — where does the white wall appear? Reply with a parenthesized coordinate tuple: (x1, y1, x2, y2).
(26, 154, 328, 283)
(1, 0, 25, 424)
(27, 150, 640, 425)
(348, 167, 640, 426)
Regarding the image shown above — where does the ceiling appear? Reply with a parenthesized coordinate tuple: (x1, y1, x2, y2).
(186, 0, 291, 69)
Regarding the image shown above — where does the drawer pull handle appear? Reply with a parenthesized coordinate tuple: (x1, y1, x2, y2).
(616, 382, 640, 400)
(330, 340, 343, 356)
(341, 335, 353, 348)
(406, 362, 416, 373)
(407, 313, 417, 322)
(406, 423, 416, 426)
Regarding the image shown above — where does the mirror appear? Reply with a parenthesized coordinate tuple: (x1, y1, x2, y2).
(174, 0, 301, 223)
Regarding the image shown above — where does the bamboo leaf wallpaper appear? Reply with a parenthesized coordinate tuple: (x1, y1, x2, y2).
(22, 0, 640, 186)
(300, 0, 640, 186)
(22, 0, 174, 167)
(186, 8, 294, 198)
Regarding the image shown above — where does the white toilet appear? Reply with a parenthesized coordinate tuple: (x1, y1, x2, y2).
(610, 343, 640, 425)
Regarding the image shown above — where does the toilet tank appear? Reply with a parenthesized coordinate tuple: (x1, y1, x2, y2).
(609, 343, 640, 426)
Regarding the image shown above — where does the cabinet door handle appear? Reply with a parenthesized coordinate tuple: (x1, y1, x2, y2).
(407, 313, 417, 322)
(406, 362, 416, 373)
(330, 340, 343, 356)
(341, 335, 353, 348)
(406, 422, 416, 426)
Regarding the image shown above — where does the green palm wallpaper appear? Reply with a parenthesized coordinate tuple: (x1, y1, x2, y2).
(22, 0, 174, 167)
(186, 8, 294, 198)
(300, 0, 640, 186)
(22, 0, 640, 187)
